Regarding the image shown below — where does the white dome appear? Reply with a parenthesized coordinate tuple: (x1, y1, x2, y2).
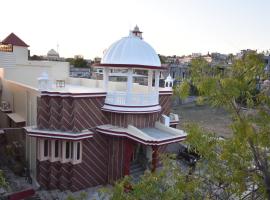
(47, 49, 59, 57)
(101, 33, 161, 67)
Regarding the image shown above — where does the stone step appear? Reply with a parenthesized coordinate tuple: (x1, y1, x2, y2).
(130, 163, 141, 170)
(130, 172, 143, 183)
(130, 166, 143, 174)
(24, 194, 41, 200)
(131, 172, 144, 180)
(130, 163, 145, 183)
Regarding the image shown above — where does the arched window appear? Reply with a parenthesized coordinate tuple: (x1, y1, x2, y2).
(55, 140, 59, 158)
(71, 142, 74, 159)
(66, 141, 70, 159)
(77, 142, 81, 160)
(44, 140, 49, 157)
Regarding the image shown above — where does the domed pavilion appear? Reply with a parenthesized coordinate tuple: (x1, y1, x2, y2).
(25, 26, 186, 191)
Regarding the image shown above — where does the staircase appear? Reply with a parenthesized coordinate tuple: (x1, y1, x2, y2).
(130, 162, 145, 183)
(24, 194, 42, 200)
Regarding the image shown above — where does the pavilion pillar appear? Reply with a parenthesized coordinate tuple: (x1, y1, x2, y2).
(103, 68, 109, 91)
(154, 70, 160, 92)
(148, 70, 153, 92)
(152, 146, 158, 172)
(127, 68, 133, 94)
(124, 140, 134, 176)
(126, 68, 133, 104)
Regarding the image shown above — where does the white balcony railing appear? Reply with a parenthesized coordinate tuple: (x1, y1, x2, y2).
(105, 91, 159, 106)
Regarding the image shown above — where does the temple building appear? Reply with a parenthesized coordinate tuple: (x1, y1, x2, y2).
(0, 27, 186, 191)
(46, 49, 63, 61)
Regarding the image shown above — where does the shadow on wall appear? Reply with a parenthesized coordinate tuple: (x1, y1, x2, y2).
(1, 129, 26, 176)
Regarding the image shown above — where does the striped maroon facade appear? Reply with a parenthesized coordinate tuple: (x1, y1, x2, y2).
(34, 93, 173, 191)
(159, 94, 172, 116)
(106, 94, 172, 128)
(107, 112, 160, 128)
(37, 94, 171, 131)
(107, 136, 125, 182)
(37, 96, 109, 131)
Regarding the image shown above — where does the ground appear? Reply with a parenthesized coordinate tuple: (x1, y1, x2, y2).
(172, 102, 232, 138)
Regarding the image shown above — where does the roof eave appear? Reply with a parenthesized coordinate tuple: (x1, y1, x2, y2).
(93, 63, 167, 70)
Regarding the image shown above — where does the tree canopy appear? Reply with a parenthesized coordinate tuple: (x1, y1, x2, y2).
(66, 57, 89, 68)
(106, 52, 270, 200)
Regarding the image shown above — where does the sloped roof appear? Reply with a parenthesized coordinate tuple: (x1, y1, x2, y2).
(1, 33, 29, 47)
(96, 123, 186, 146)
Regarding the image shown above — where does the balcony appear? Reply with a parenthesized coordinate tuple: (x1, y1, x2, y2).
(105, 91, 158, 106)
(102, 91, 161, 113)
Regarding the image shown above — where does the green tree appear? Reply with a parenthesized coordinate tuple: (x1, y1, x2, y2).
(107, 52, 270, 199)
(0, 170, 8, 189)
(178, 52, 270, 198)
(74, 57, 88, 68)
(158, 54, 167, 64)
(66, 192, 87, 200)
(66, 57, 88, 68)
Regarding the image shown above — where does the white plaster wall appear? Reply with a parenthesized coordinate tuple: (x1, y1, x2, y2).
(3, 61, 69, 88)
(13, 46, 28, 64)
(1, 79, 39, 125)
(79, 78, 102, 88)
(4, 66, 52, 88)
(155, 122, 187, 136)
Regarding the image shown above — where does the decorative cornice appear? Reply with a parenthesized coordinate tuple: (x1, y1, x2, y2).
(101, 104, 161, 114)
(24, 126, 94, 140)
(93, 63, 167, 70)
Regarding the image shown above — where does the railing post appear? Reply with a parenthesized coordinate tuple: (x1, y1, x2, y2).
(126, 69, 133, 104)
(103, 68, 109, 91)
(154, 70, 160, 91)
(148, 70, 153, 92)
(104, 91, 159, 106)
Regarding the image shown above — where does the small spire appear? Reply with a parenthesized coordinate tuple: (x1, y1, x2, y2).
(131, 25, 143, 39)
(165, 74, 174, 88)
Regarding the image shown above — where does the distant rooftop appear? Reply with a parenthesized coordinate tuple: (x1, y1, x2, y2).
(1, 33, 29, 47)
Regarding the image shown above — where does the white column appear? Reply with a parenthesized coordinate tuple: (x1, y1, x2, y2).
(154, 70, 160, 91)
(50, 140, 55, 162)
(126, 68, 133, 104)
(127, 68, 133, 94)
(103, 68, 109, 91)
(148, 70, 153, 92)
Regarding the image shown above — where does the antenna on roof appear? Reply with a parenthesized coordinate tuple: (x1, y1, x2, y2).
(57, 42, 59, 54)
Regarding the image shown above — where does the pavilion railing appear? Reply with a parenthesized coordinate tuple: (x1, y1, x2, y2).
(105, 91, 159, 106)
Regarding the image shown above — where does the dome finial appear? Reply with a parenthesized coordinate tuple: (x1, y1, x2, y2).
(132, 25, 143, 39)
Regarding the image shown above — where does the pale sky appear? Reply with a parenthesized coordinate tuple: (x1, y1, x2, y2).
(1, 0, 269, 59)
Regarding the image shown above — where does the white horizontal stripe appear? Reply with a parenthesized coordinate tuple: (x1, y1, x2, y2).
(97, 129, 185, 146)
(28, 134, 93, 140)
(25, 126, 93, 136)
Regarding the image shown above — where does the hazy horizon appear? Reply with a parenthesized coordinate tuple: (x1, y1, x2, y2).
(1, 0, 269, 59)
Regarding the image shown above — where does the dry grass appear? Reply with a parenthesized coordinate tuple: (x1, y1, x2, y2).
(172, 103, 233, 138)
